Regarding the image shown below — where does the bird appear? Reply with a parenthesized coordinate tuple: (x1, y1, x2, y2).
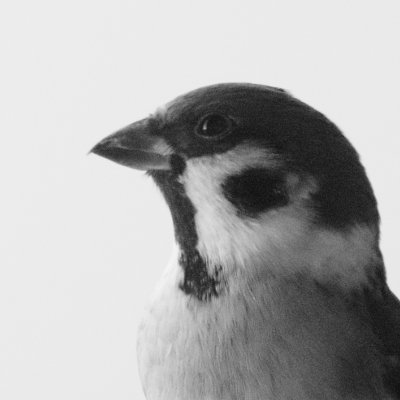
(91, 83, 400, 400)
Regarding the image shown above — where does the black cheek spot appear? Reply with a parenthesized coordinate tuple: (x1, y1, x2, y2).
(222, 168, 288, 217)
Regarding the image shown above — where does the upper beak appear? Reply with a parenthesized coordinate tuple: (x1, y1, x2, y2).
(90, 118, 172, 171)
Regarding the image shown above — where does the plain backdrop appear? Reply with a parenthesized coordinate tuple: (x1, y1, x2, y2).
(1, 1, 399, 399)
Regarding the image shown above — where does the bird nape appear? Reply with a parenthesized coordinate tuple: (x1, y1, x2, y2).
(91, 83, 400, 400)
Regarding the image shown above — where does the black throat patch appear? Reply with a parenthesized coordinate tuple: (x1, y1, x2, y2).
(149, 164, 224, 301)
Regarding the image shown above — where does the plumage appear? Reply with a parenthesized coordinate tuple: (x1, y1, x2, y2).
(92, 83, 400, 399)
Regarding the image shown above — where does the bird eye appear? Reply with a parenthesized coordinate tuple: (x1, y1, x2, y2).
(197, 114, 233, 139)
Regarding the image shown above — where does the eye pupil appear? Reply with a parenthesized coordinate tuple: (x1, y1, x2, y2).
(199, 114, 231, 138)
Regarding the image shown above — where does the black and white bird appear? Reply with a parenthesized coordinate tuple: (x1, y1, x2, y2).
(92, 83, 400, 400)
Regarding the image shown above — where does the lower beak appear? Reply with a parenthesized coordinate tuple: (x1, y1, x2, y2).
(90, 118, 172, 171)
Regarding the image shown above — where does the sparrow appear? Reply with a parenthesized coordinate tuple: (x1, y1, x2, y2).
(91, 83, 400, 400)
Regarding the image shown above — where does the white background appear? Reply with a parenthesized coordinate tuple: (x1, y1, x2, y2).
(1, 1, 399, 399)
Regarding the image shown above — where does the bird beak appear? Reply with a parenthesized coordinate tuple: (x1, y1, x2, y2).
(90, 118, 172, 171)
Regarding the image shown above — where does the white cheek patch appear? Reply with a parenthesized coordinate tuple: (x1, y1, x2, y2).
(180, 144, 283, 265)
(179, 144, 379, 289)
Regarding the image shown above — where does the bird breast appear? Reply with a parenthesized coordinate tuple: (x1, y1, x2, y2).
(136, 255, 386, 400)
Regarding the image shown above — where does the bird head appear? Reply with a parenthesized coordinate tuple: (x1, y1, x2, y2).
(92, 83, 381, 300)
